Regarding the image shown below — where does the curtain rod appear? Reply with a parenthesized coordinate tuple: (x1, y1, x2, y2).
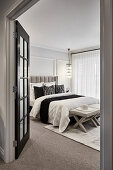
(71, 48, 100, 55)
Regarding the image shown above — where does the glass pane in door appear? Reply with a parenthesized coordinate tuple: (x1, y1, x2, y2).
(24, 116, 27, 134)
(20, 79, 23, 98)
(25, 97, 28, 116)
(24, 41, 27, 59)
(20, 120, 23, 141)
(24, 79, 27, 96)
(20, 36, 23, 56)
(20, 100, 23, 120)
(24, 60, 27, 77)
(20, 58, 23, 77)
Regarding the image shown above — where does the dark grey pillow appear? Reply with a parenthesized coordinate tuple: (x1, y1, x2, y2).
(55, 85, 65, 94)
(34, 86, 44, 99)
(43, 85, 55, 95)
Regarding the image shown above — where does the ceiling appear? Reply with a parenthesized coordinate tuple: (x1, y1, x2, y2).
(18, 0, 100, 51)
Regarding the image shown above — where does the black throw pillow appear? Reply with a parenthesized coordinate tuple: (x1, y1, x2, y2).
(55, 85, 65, 94)
(34, 86, 44, 99)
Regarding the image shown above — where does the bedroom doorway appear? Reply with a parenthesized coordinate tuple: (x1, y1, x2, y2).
(15, 21, 30, 158)
(5, 0, 113, 169)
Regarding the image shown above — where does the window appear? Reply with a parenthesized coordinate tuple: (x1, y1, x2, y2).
(72, 50, 100, 99)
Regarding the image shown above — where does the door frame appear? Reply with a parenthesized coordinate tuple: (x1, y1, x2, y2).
(4, 0, 113, 169)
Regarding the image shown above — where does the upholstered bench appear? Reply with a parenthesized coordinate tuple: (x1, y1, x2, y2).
(70, 104, 100, 133)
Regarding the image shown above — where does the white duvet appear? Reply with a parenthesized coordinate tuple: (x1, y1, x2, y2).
(30, 93, 99, 132)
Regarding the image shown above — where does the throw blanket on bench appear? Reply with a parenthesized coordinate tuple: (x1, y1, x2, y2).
(40, 94, 82, 123)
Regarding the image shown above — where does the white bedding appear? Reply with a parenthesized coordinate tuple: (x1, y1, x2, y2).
(30, 99, 35, 107)
(30, 93, 99, 132)
(30, 93, 73, 117)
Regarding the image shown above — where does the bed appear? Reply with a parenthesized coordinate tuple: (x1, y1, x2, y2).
(30, 76, 99, 132)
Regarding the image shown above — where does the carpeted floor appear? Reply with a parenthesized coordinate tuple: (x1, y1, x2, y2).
(0, 119, 100, 170)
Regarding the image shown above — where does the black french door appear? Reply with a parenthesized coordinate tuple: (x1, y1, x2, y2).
(15, 21, 30, 159)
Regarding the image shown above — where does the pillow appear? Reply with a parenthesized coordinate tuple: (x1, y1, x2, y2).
(55, 85, 65, 94)
(34, 86, 44, 99)
(30, 82, 44, 89)
(44, 82, 56, 86)
(43, 85, 55, 95)
(30, 82, 44, 103)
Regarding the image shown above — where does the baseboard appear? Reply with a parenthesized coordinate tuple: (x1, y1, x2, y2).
(0, 146, 4, 161)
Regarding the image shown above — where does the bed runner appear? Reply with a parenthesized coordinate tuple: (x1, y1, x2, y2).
(40, 94, 82, 123)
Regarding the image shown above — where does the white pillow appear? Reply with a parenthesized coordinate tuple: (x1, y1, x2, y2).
(44, 82, 55, 86)
(30, 82, 44, 89)
(30, 82, 44, 104)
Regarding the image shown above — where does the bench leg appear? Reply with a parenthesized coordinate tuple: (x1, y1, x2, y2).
(78, 122, 87, 133)
(93, 117, 100, 126)
(73, 116, 87, 133)
(90, 118, 98, 127)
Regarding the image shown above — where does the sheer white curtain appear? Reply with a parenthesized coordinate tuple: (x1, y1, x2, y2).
(72, 50, 100, 99)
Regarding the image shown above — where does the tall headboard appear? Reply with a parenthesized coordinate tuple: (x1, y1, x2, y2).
(30, 76, 58, 84)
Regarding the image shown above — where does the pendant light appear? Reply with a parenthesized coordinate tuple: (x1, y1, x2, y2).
(66, 48, 72, 78)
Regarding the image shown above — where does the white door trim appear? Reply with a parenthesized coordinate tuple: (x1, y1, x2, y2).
(100, 0, 113, 169)
(5, 18, 15, 163)
(4, 0, 40, 163)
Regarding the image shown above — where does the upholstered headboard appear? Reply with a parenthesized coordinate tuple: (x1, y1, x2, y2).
(30, 76, 58, 84)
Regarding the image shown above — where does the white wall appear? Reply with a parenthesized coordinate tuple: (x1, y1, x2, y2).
(30, 46, 70, 89)
(30, 56, 56, 76)
(30, 46, 68, 60)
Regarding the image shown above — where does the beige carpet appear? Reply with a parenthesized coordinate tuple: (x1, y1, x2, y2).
(45, 122, 100, 151)
(0, 119, 100, 170)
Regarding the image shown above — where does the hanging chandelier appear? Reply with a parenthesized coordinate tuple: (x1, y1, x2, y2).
(66, 48, 72, 78)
